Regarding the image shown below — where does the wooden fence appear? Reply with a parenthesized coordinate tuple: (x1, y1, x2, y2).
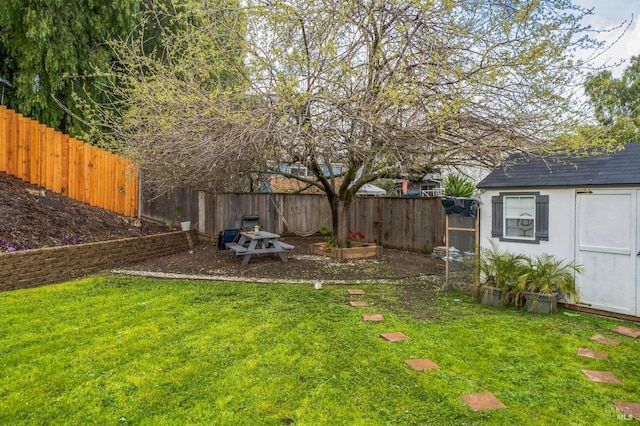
(141, 186, 477, 252)
(0, 106, 138, 216)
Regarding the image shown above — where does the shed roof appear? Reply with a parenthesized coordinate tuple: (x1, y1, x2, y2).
(478, 143, 640, 188)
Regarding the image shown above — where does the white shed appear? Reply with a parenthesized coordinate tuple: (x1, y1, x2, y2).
(477, 143, 640, 319)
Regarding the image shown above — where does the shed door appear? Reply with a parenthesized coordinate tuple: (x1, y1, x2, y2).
(575, 190, 638, 316)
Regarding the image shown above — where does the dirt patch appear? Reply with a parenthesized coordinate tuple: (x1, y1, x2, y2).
(125, 235, 447, 283)
(2, 171, 473, 318)
(123, 236, 465, 320)
(0, 172, 169, 251)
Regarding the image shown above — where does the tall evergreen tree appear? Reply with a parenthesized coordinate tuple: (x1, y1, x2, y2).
(0, 0, 140, 136)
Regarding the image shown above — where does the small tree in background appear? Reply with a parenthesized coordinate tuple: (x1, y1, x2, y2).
(584, 55, 640, 145)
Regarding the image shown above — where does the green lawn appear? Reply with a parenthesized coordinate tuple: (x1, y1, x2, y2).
(0, 276, 638, 425)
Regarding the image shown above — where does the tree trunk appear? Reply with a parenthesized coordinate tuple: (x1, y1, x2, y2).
(331, 198, 351, 248)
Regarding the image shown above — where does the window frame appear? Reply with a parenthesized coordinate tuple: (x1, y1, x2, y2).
(502, 195, 536, 241)
(491, 191, 549, 244)
(289, 166, 308, 177)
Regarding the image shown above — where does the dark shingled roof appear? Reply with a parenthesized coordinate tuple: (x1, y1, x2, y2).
(478, 143, 640, 188)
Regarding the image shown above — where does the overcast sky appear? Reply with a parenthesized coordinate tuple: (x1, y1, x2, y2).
(573, 0, 640, 76)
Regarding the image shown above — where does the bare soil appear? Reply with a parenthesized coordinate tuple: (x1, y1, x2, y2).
(1, 171, 464, 317)
(0, 172, 169, 251)
(126, 235, 446, 284)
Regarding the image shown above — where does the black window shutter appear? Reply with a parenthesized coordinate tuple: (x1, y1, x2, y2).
(535, 195, 549, 241)
(491, 195, 503, 238)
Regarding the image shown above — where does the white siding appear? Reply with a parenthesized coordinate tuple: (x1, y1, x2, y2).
(479, 188, 575, 259)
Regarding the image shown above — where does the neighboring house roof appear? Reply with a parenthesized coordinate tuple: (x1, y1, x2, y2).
(266, 176, 343, 194)
(356, 183, 386, 196)
(478, 143, 640, 188)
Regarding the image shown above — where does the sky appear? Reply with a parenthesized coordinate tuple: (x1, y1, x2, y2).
(573, 0, 640, 76)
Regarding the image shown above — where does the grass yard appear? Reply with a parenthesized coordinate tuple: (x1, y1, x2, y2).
(1, 276, 639, 425)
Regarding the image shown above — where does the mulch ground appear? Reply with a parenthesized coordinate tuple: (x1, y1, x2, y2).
(124, 235, 450, 284)
(0, 172, 168, 251)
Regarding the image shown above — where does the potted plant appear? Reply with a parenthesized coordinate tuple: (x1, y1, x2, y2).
(475, 243, 527, 306)
(514, 254, 582, 314)
(174, 206, 191, 231)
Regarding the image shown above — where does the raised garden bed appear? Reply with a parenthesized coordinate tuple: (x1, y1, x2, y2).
(311, 242, 382, 260)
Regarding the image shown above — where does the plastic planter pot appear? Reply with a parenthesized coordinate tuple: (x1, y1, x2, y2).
(523, 291, 558, 314)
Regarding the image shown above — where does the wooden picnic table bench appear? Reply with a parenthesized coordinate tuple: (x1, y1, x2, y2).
(232, 231, 295, 266)
(278, 242, 295, 250)
(226, 242, 248, 254)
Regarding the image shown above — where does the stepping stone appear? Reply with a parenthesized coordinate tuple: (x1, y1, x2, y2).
(350, 301, 370, 307)
(581, 369, 623, 384)
(380, 332, 410, 342)
(612, 326, 640, 338)
(348, 289, 366, 295)
(590, 335, 621, 346)
(577, 348, 608, 360)
(362, 314, 384, 321)
(405, 359, 440, 370)
(614, 402, 640, 419)
(461, 393, 507, 412)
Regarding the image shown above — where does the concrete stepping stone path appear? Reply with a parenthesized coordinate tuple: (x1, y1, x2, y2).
(614, 402, 640, 419)
(363, 285, 637, 418)
(350, 301, 370, 307)
(577, 348, 608, 360)
(581, 369, 623, 384)
(461, 393, 507, 412)
(612, 326, 640, 338)
(380, 332, 410, 342)
(590, 335, 621, 346)
(362, 314, 384, 321)
(404, 359, 440, 370)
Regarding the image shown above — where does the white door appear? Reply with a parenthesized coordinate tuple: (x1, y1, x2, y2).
(575, 190, 638, 316)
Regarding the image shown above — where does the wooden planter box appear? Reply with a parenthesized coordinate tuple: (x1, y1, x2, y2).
(311, 242, 382, 260)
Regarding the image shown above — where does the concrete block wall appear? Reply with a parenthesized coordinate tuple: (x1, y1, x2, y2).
(0, 231, 197, 292)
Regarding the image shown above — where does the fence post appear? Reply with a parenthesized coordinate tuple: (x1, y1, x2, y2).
(208, 192, 217, 241)
(276, 194, 285, 234)
(198, 191, 207, 235)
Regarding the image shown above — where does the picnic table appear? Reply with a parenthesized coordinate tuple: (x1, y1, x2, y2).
(226, 230, 294, 266)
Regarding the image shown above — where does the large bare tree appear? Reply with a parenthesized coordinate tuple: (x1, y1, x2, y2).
(90, 0, 606, 246)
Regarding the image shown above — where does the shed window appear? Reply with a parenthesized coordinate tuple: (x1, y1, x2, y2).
(491, 192, 549, 243)
(504, 196, 535, 240)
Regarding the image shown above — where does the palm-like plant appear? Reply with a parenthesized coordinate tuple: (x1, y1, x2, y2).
(476, 242, 528, 305)
(514, 253, 582, 303)
(443, 174, 476, 198)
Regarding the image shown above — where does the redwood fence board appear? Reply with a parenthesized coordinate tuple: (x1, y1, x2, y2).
(0, 107, 137, 217)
